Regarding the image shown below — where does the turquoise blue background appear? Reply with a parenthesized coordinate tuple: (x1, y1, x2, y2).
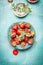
(0, 0, 43, 65)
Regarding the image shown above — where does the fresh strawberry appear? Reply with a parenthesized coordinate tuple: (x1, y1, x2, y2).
(27, 38, 33, 45)
(17, 29, 23, 35)
(16, 41, 20, 45)
(30, 31, 35, 37)
(14, 37, 19, 41)
(10, 40, 16, 46)
(21, 41, 26, 47)
(24, 29, 31, 33)
(13, 49, 18, 55)
(17, 30, 21, 36)
(24, 35, 28, 42)
(11, 29, 16, 33)
(12, 24, 18, 31)
(25, 23, 31, 28)
(19, 22, 25, 29)
(11, 32, 16, 38)
(14, 37, 21, 45)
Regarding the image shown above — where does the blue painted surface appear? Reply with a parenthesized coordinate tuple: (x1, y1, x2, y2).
(0, 0, 43, 65)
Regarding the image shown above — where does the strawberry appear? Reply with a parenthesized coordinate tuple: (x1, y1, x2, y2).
(21, 41, 26, 47)
(11, 32, 16, 38)
(16, 41, 20, 45)
(13, 49, 18, 55)
(19, 22, 25, 29)
(17, 29, 23, 35)
(25, 23, 31, 28)
(14, 37, 21, 45)
(10, 40, 16, 46)
(17, 30, 21, 36)
(24, 35, 28, 42)
(11, 29, 16, 33)
(24, 29, 31, 33)
(12, 24, 18, 31)
(30, 31, 35, 37)
(27, 38, 33, 45)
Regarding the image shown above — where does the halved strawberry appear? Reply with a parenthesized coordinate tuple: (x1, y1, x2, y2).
(10, 40, 16, 46)
(30, 31, 35, 37)
(24, 29, 31, 33)
(24, 35, 28, 42)
(21, 41, 26, 47)
(11, 32, 16, 38)
(14, 37, 19, 41)
(19, 22, 25, 29)
(25, 23, 31, 28)
(27, 38, 33, 45)
(12, 24, 18, 31)
(17, 29, 23, 35)
(17, 30, 21, 36)
(14, 37, 21, 45)
(16, 41, 20, 45)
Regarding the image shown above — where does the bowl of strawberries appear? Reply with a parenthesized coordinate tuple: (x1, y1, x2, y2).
(8, 22, 35, 50)
(27, 0, 38, 3)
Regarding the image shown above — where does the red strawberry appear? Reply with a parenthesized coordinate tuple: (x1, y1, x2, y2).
(24, 35, 28, 42)
(12, 24, 18, 31)
(11, 29, 16, 33)
(10, 40, 16, 46)
(24, 29, 31, 33)
(27, 38, 33, 45)
(11, 32, 16, 38)
(14, 37, 21, 45)
(17, 30, 21, 36)
(19, 22, 25, 29)
(30, 31, 35, 37)
(13, 49, 18, 55)
(25, 23, 31, 28)
(14, 37, 19, 41)
(16, 41, 20, 45)
(21, 41, 26, 46)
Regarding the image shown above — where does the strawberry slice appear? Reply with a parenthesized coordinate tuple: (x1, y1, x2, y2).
(27, 38, 33, 45)
(25, 23, 31, 28)
(10, 40, 16, 46)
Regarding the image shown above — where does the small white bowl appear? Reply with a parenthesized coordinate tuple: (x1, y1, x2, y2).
(27, 0, 38, 3)
(13, 3, 31, 17)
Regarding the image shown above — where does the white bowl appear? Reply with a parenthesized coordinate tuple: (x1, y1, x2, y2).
(28, 0, 38, 3)
(13, 3, 31, 17)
